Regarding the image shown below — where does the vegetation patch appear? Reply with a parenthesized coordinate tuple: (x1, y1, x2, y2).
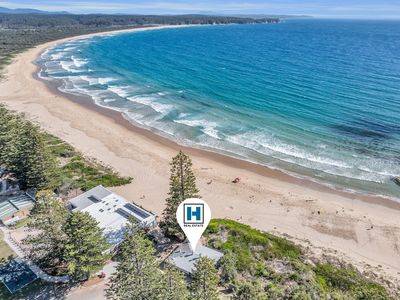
(0, 232, 15, 261)
(0, 106, 131, 195)
(206, 219, 393, 299)
(7, 217, 30, 230)
(43, 133, 132, 194)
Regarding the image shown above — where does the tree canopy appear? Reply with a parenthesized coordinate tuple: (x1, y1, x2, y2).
(63, 211, 109, 280)
(162, 264, 189, 300)
(0, 105, 58, 190)
(23, 190, 69, 275)
(23, 191, 109, 280)
(106, 224, 164, 300)
(190, 256, 220, 300)
(161, 151, 200, 238)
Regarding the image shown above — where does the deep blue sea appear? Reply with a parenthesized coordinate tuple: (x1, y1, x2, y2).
(39, 20, 400, 199)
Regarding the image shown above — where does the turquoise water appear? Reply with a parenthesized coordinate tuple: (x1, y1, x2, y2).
(39, 20, 400, 199)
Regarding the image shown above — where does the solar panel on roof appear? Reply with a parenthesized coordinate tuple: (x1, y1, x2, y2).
(124, 203, 150, 219)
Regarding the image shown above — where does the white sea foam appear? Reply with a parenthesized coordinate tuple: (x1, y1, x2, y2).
(107, 85, 133, 98)
(127, 95, 173, 115)
(98, 77, 115, 85)
(51, 53, 65, 60)
(63, 46, 78, 51)
(59, 61, 83, 73)
(79, 75, 98, 85)
(41, 49, 50, 59)
(223, 131, 393, 183)
(103, 99, 116, 103)
(71, 56, 88, 67)
(228, 132, 351, 169)
(178, 113, 191, 118)
(357, 165, 399, 178)
(38, 69, 52, 81)
(80, 76, 115, 86)
(175, 118, 220, 139)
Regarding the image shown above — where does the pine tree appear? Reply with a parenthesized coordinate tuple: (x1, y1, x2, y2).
(190, 257, 220, 300)
(0, 106, 58, 190)
(219, 250, 237, 284)
(161, 151, 200, 237)
(63, 211, 109, 281)
(162, 264, 189, 300)
(23, 190, 69, 275)
(106, 224, 163, 300)
(11, 121, 58, 190)
(0, 106, 17, 164)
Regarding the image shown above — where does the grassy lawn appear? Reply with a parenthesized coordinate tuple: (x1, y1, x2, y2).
(0, 231, 15, 261)
(8, 217, 30, 230)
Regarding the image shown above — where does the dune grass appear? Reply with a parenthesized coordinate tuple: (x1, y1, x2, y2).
(206, 219, 393, 299)
(43, 133, 132, 193)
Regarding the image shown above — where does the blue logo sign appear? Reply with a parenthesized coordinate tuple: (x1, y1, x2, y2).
(184, 203, 204, 225)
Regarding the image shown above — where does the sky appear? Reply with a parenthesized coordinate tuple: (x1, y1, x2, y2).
(1, 0, 400, 19)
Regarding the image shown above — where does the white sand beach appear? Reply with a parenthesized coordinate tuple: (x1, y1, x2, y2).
(0, 25, 399, 283)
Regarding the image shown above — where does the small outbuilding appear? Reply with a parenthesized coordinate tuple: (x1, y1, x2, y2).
(0, 193, 35, 225)
(167, 243, 223, 275)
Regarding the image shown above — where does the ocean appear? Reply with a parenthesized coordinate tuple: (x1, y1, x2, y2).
(38, 19, 400, 199)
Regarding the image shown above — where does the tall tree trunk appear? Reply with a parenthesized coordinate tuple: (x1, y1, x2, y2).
(180, 154, 185, 200)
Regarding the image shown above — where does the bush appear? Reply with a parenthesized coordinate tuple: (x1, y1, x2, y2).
(207, 219, 392, 300)
(314, 264, 391, 299)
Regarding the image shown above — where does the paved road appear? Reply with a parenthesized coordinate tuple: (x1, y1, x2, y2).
(67, 281, 107, 300)
(66, 261, 116, 300)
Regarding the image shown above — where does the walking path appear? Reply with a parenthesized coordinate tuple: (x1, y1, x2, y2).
(0, 225, 25, 258)
(0, 225, 70, 283)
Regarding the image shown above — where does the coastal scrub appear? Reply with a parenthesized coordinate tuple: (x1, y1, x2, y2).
(206, 219, 393, 299)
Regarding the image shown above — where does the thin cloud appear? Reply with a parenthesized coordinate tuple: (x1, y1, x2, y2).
(0, 1, 399, 18)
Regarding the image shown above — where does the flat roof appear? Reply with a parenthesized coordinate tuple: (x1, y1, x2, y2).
(69, 186, 156, 246)
(167, 243, 223, 274)
(0, 259, 38, 294)
(69, 185, 112, 211)
(0, 193, 35, 220)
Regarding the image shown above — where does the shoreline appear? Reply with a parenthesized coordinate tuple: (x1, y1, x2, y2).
(36, 25, 400, 210)
(1, 25, 400, 281)
(40, 71, 400, 211)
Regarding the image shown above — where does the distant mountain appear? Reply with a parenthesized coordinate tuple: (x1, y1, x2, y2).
(229, 14, 312, 19)
(196, 12, 312, 19)
(230, 14, 312, 19)
(0, 7, 70, 15)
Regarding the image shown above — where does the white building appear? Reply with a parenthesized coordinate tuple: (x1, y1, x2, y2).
(68, 185, 156, 248)
(167, 243, 223, 274)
